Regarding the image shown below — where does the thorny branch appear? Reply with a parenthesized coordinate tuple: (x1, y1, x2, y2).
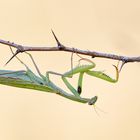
(0, 31, 139, 68)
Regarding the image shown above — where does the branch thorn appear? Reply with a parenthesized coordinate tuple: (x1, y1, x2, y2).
(4, 49, 20, 66)
(51, 29, 64, 50)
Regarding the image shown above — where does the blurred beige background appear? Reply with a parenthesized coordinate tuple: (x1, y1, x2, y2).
(0, 0, 140, 140)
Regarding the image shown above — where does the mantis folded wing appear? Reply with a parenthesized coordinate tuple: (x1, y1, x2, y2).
(0, 70, 55, 93)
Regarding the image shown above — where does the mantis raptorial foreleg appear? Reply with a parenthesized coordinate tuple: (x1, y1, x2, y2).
(61, 57, 96, 94)
(61, 57, 119, 96)
(62, 64, 94, 95)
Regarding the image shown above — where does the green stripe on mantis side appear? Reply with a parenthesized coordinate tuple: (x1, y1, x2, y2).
(0, 70, 55, 92)
(0, 76, 55, 93)
(63, 64, 95, 77)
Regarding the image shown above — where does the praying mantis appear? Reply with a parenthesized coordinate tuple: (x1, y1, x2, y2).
(0, 45, 119, 106)
(0, 49, 98, 105)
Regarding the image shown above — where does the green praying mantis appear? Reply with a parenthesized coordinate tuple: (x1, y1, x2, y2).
(0, 45, 119, 106)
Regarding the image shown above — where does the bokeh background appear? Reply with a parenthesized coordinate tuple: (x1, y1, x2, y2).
(0, 0, 140, 140)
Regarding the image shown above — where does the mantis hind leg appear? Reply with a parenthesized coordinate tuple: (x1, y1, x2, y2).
(9, 46, 39, 74)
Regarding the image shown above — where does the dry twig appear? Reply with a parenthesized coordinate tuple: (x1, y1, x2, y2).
(0, 31, 139, 68)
